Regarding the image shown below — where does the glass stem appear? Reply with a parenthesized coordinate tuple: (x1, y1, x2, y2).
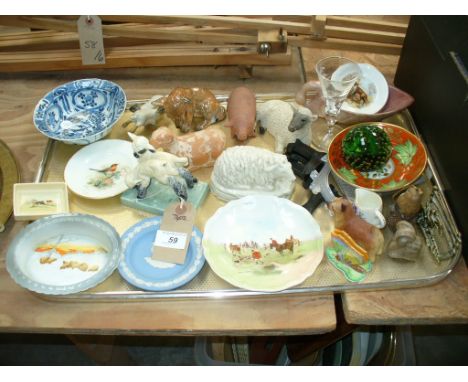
(324, 98, 343, 129)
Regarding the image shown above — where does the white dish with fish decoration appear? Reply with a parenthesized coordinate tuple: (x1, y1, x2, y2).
(64, 139, 137, 199)
(202, 195, 324, 292)
(6, 213, 121, 295)
(33, 78, 126, 145)
(333, 63, 389, 115)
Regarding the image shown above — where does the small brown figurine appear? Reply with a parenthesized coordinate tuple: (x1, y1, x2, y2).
(160, 87, 226, 133)
(225, 86, 257, 141)
(388, 185, 424, 231)
(329, 197, 384, 262)
(387, 220, 423, 261)
(395, 185, 424, 219)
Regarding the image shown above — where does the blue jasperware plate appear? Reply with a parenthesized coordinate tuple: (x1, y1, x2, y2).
(33, 78, 126, 145)
(118, 217, 205, 291)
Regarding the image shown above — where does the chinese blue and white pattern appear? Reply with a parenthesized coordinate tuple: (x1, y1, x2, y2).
(33, 79, 127, 145)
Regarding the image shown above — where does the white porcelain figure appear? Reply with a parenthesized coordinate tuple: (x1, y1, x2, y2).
(122, 96, 164, 131)
(125, 132, 197, 201)
(210, 146, 296, 201)
(354, 188, 386, 229)
(257, 100, 317, 153)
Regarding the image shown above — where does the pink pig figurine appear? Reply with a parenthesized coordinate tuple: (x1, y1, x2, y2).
(225, 86, 257, 141)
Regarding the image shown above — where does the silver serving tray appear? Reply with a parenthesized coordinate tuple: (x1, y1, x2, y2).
(35, 98, 462, 301)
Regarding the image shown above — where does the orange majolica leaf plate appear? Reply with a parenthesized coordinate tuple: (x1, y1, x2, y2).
(328, 122, 427, 192)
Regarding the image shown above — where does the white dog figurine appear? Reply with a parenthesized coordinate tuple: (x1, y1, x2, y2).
(126, 132, 197, 201)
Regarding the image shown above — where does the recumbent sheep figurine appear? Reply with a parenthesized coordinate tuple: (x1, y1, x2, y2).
(210, 146, 296, 201)
(257, 100, 317, 153)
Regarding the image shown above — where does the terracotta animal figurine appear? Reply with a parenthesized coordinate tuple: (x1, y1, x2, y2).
(387, 185, 425, 231)
(387, 220, 423, 261)
(257, 100, 317, 153)
(150, 126, 226, 171)
(125, 132, 197, 201)
(121, 96, 164, 132)
(210, 146, 296, 201)
(328, 197, 384, 262)
(395, 185, 424, 219)
(225, 86, 257, 141)
(159, 87, 226, 133)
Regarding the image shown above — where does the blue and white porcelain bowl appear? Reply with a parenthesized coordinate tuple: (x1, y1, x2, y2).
(33, 78, 127, 145)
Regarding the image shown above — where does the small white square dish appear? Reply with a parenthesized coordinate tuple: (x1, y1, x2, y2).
(13, 182, 69, 221)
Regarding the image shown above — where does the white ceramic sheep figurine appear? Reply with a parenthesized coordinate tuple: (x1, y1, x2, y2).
(125, 132, 197, 200)
(210, 146, 296, 201)
(257, 100, 317, 153)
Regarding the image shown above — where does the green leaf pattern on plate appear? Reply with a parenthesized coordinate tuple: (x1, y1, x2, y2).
(338, 167, 357, 183)
(395, 140, 417, 166)
(381, 180, 407, 190)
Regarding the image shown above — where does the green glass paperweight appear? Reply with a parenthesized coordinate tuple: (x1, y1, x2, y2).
(342, 125, 392, 172)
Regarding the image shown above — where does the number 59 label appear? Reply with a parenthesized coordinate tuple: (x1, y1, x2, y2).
(154, 230, 187, 250)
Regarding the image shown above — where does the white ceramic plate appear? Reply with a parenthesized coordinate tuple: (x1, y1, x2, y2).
(64, 139, 137, 199)
(333, 63, 389, 115)
(6, 213, 121, 295)
(202, 195, 324, 292)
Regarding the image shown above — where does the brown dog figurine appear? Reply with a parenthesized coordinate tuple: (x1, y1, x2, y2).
(329, 197, 384, 262)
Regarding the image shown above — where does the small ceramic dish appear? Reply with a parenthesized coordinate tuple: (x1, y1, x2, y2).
(33, 78, 126, 145)
(6, 213, 121, 295)
(118, 217, 205, 291)
(13, 182, 69, 221)
(202, 195, 324, 292)
(337, 63, 389, 115)
(64, 139, 137, 199)
(296, 83, 413, 125)
(328, 122, 428, 193)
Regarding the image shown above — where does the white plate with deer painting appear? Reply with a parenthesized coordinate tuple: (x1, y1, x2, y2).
(64, 139, 137, 199)
(202, 195, 324, 292)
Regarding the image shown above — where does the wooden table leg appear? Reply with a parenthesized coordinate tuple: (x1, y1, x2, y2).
(67, 335, 136, 365)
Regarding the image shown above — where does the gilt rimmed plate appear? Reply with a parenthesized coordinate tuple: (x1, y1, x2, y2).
(202, 195, 324, 292)
(334, 63, 389, 115)
(64, 139, 137, 199)
(6, 213, 121, 295)
(118, 217, 205, 291)
(328, 122, 427, 192)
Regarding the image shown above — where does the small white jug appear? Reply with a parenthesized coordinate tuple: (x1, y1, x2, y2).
(354, 188, 386, 229)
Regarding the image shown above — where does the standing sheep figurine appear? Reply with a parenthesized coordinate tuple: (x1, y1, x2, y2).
(257, 100, 317, 153)
(210, 146, 296, 201)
